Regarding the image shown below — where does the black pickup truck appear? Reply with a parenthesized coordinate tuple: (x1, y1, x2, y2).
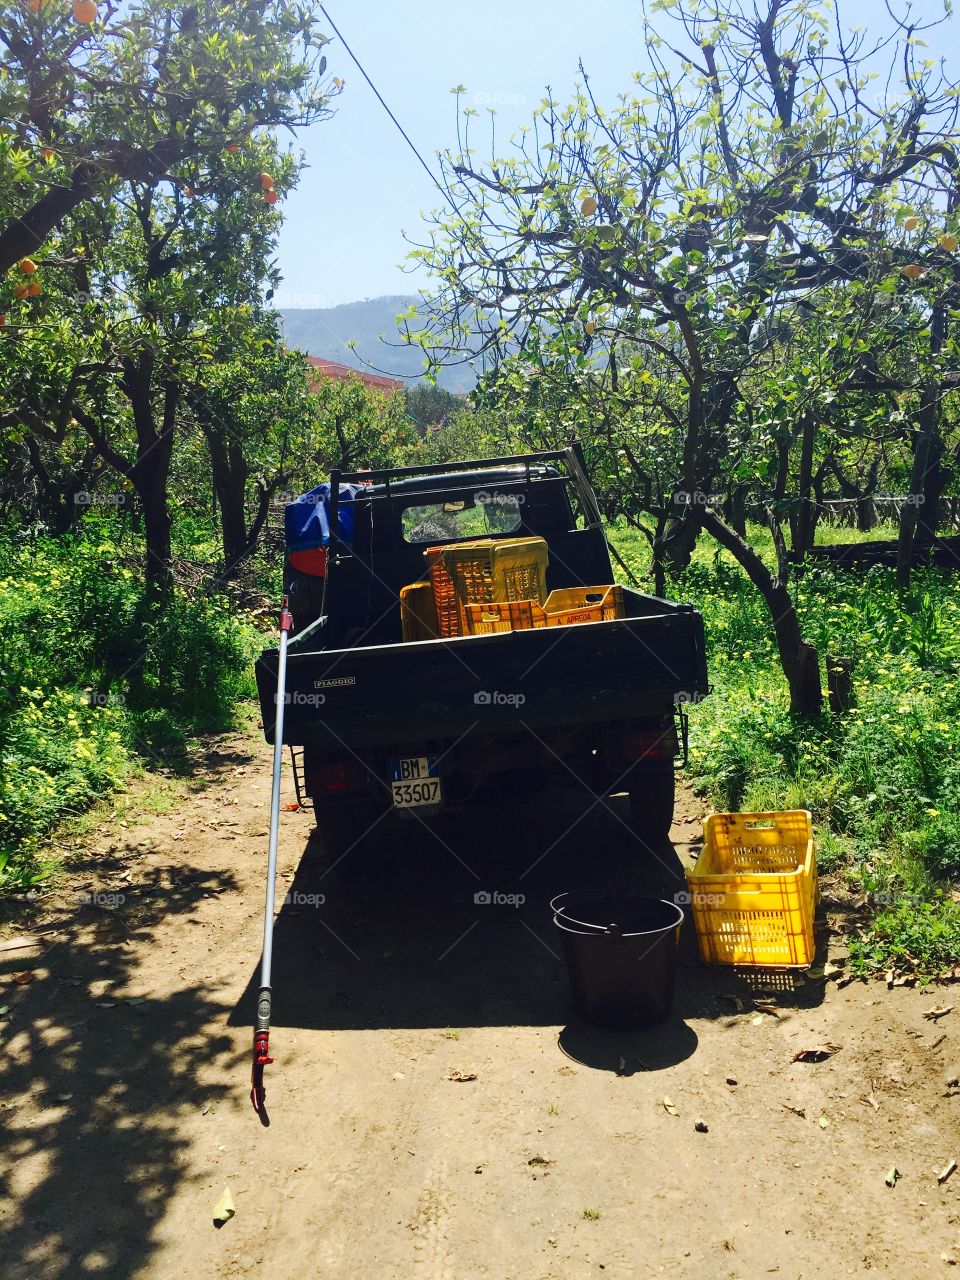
(255, 449, 708, 863)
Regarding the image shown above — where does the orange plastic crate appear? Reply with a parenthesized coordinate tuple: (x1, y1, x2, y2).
(423, 546, 461, 637)
(686, 810, 817, 968)
(425, 537, 548, 636)
(464, 584, 623, 635)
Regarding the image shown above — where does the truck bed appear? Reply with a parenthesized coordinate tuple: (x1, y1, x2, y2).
(256, 588, 707, 750)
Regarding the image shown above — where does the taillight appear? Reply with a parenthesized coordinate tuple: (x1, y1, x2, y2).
(606, 723, 677, 767)
(289, 547, 327, 577)
(306, 760, 366, 795)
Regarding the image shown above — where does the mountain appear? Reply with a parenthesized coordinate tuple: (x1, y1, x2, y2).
(277, 295, 476, 393)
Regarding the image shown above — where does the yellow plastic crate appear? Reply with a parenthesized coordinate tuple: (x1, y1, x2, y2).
(464, 584, 624, 635)
(399, 581, 438, 642)
(686, 810, 817, 967)
(426, 537, 549, 636)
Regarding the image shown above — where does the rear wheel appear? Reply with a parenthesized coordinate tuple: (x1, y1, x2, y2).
(627, 765, 676, 845)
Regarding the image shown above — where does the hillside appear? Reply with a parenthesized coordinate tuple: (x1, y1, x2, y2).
(277, 296, 476, 393)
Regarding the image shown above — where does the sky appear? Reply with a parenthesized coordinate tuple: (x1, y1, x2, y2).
(272, 0, 959, 311)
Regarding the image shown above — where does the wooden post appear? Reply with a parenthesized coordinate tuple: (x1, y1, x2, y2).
(826, 655, 854, 715)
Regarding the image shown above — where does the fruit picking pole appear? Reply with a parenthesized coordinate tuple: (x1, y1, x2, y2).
(250, 597, 294, 1115)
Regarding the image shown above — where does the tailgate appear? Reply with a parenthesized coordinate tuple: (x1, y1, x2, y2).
(257, 606, 707, 748)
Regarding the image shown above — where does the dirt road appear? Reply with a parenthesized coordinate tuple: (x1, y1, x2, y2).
(2, 731, 960, 1279)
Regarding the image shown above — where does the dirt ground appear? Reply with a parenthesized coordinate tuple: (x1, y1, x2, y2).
(2, 731, 960, 1280)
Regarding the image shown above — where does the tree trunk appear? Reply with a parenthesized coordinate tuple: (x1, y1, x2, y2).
(702, 506, 822, 716)
(23, 434, 97, 535)
(916, 424, 948, 552)
(726, 486, 747, 537)
(76, 361, 177, 592)
(898, 294, 948, 584)
(0, 164, 99, 276)
(792, 412, 816, 556)
(658, 384, 709, 571)
(206, 426, 251, 571)
(139, 478, 173, 591)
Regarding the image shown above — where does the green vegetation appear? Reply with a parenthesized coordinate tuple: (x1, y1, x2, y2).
(1, 0, 958, 977)
(613, 523, 960, 976)
(0, 528, 259, 890)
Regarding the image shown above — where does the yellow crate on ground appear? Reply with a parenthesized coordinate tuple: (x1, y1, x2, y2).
(426, 537, 549, 636)
(400, 581, 438, 642)
(464, 584, 624, 635)
(686, 810, 817, 967)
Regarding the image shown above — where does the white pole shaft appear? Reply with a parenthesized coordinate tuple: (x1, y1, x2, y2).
(259, 625, 290, 991)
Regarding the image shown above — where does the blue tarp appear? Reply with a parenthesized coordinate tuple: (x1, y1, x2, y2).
(284, 483, 361, 553)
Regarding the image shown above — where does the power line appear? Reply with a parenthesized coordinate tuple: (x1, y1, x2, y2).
(318, 5, 454, 210)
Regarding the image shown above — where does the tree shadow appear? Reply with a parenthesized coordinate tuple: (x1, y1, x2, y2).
(0, 858, 242, 1280)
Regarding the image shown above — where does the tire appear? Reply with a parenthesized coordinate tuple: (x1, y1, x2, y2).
(314, 799, 384, 880)
(627, 765, 676, 844)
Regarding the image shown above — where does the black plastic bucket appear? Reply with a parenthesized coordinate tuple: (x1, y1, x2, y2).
(551, 891, 684, 1029)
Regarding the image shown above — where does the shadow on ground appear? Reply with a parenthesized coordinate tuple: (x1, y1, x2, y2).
(232, 783, 828, 1042)
(0, 742, 253, 1280)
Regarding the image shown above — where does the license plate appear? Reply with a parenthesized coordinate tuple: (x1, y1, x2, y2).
(389, 756, 442, 809)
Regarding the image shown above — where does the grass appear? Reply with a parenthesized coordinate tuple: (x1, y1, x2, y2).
(608, 520, 960, 977)
(582, 1208, 601, 1221)
(0, 526, 261, 894)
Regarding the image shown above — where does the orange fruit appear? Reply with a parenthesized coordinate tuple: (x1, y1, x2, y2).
(40, 148, 55, 161)
(904, 216, 919, 231)
(259, 172, 275, 191)
(74, 0, 97, 23)
(27, 0, 53, 12)
(14, 284, 29, 300)
(264, 189, 278, 205)
(26, 281, 42, 296)
(901, 263, 924, 279)
(939, 234, 958, 252)
(19, 258, 37, 274)
(581, 196, 598, 216)
(0, 314, 6, 328)
(226, 143, 240, 155)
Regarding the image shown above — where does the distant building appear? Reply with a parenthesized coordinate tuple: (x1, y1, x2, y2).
(305, 355, 404, 395)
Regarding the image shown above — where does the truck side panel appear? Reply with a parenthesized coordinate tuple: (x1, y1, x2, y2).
(257, 594, 707, 750)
